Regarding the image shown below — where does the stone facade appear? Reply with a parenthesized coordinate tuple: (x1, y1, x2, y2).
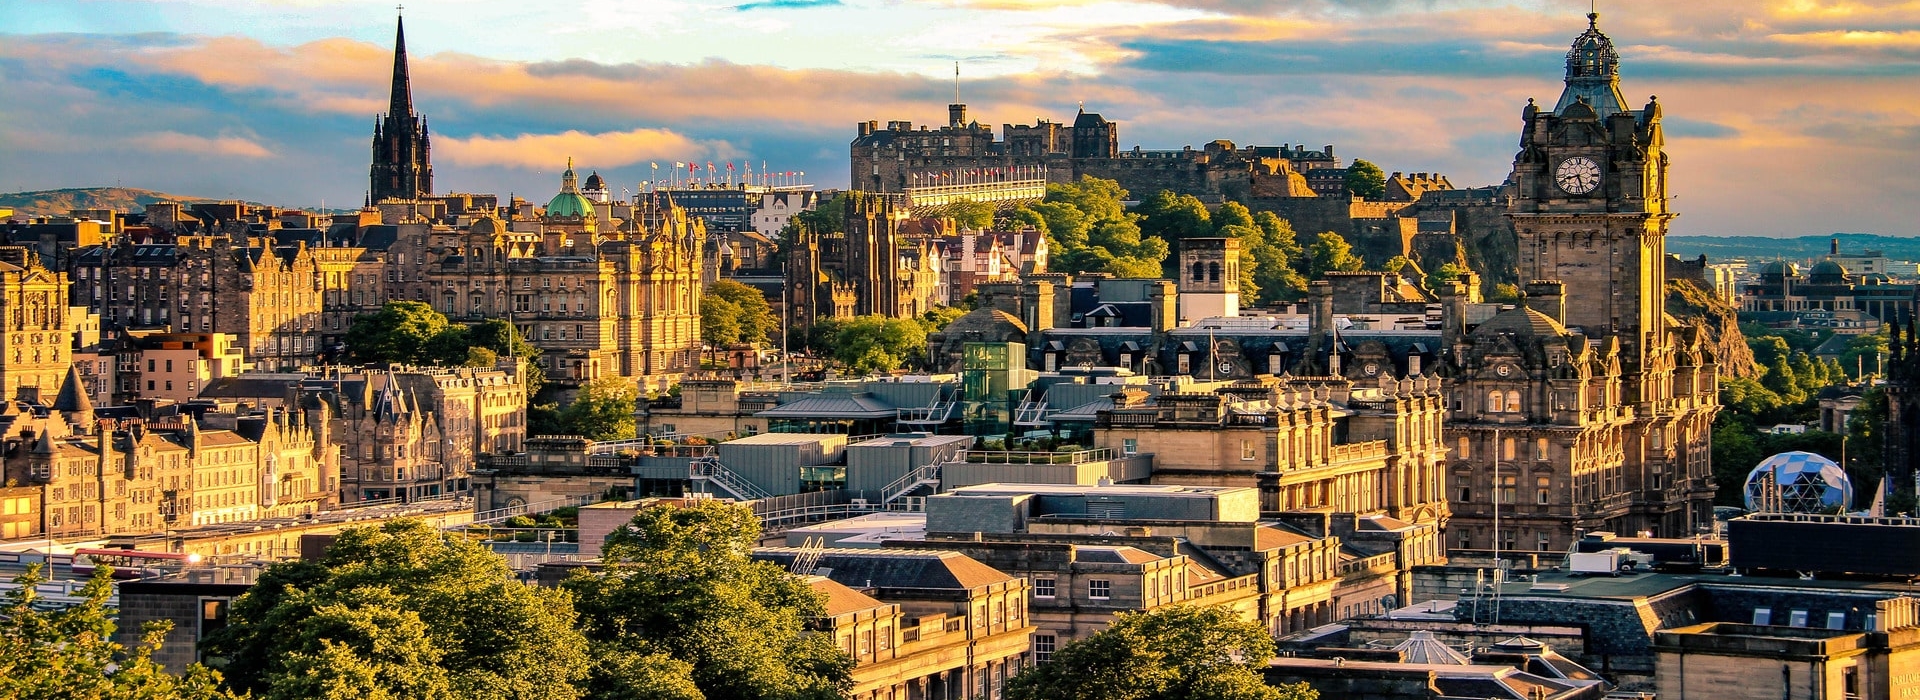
(1442, 14, 1720, 551)
(785, 193, 942, 335)
(0, 247, 72, 402)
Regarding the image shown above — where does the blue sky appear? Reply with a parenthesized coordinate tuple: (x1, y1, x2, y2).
(2, 0, 1917, 235)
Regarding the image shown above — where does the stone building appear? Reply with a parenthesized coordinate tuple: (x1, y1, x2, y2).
(785, 193, 942, 336)
(0, 247, 73, 402)
(172, 235, 325, 370)
(1442, 12, 1721, 549)
(380, 165, 706, 386)
(752, 548, 1035, 700)
(271, 362, 527, 504)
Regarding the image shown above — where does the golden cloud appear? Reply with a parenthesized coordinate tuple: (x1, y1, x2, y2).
(136, 132, 274, 158)
(435, 128, 741, 170)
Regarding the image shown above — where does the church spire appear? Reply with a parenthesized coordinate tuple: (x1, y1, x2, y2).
(389, 14, 413, 119)
(370, 9, 432, 203)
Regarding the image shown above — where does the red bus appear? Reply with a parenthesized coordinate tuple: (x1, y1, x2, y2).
(71, 548, 201, 579)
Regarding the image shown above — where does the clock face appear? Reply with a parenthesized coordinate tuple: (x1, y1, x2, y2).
(1555, 157, 1602, 195)
(1364, 362, 1379, 376)
(1496, 364, 1512, 377)
(1217, 361, 1235, 375)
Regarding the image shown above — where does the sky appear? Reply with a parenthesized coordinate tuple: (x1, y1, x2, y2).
(1, 0, 1916, 237)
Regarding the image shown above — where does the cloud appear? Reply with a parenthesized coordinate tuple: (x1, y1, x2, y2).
(135, 132, 275, 158)
(437, 128, 740, 170)
(735, 0, 843, 10)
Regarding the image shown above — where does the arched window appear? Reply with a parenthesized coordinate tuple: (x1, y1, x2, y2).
(1208, 262, 1222, 283)
(1191, 261, 1206, 282)
(1505, 390, 1522, 413)
(1487, 390, 1504, 413)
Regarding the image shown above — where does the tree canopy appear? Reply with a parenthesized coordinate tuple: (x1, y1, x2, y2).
(2, 565, 239, 700)
(564, 499, 852, 700)
(555, 376, 640, 441)
(1304, 232, 1365, 278)
(1020, 177, 1167, 279)
(1344, 159, 1387, 200)
(808, 315, 927, 374)
(201, 520, 590, 700)
(1005, 605, 1315, 700)
(343, 304, 543, 394)
(947, 199, 996, 230)
(702, 280, 778, 347)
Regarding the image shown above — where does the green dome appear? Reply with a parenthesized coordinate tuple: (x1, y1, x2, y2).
(545, 158, 598, 220)
(546, 191, 596, 219)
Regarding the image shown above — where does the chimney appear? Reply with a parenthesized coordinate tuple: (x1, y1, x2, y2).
(1524, 280, 1565, 325)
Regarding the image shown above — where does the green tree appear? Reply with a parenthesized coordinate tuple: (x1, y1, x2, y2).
(948, 199, 995, 230)
(1710, 415, 1765, 506)
(921, 305, 969, 332)
(1005, 605, 1314, 700)
(1212, 201, 1255, 232)
(1489, 283, 1522, 303)
(202, 520, 589, 700)
(1841, 329, 1890, 378)
(464, 346, 500, 368)
(470, 318, 546, 395)
(344, 301, 459, 366)
(813, 315, 926, 374)
(1248, 211, 1307, 303)
(709, 280, 777, 346)
(1135, 191, 1213, 277)
(1008, 206, 1050, 239)
(565, 500, 853, 700)
(1028, 201, 1091, 249)
(557, 377, 640, 441)
(1427, 261, 1469, 289)
(1045, 176, 1128, 223)
(794, 192, 849, 234)
(1379, 255, 1414, 275)
(700, 295, 744, 348)
(1304, 232, 1364, 278)
(1344, 159, 1386, 200)
(1, 565, 240, 700)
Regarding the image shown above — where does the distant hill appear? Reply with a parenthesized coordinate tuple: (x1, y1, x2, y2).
(1669, 233, 1920, 263)
(0, 187, 216, 218)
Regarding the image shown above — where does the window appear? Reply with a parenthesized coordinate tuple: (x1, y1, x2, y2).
(1177, 354, 1190, 374)
(1487, 390, 1503, 413)
(1535, 437, 1548, 461)
(1536, 477, 1551, 504)
(1122, 439, 1137, 455)
(1034, 577, 1056, 598)
(1033, 634, 1057, 663)
(1456, 475, 1471, 502)
(1089, 580, 1111, 599)
(1498, 475, 1516, 504)
(1457, 437, 1469, 459)
(1506, 390, 1522, 413)
(1503, 438, 1516, 461)
(1241, 440, 1255, 461)
(1844, 666, 1860, 700)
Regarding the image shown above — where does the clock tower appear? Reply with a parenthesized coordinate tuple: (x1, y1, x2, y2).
(1508, 11, 1671, 392)
(1440, 11, 1719, 553)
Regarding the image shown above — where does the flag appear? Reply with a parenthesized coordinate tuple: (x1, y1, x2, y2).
(673, 161, 685, 168)
(651, 162, 659, 171)
(726, 162, 734, 170)
(707, 161, 715, 172)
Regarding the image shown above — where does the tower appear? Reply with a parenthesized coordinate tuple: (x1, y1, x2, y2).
(1508, 10, 1669, 396)
(370, 14, 433, 203)
(845, 193, 899, 317)
(1176, 237, 1239, 322)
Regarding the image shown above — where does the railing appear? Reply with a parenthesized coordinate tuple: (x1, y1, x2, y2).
(588, 439, 650, 454)
(881, 464, 943, 506)
(755, 501, 928, 533)
(690, 456, 772, 501)
(469, 494, 597, 527)
(897, 401, 956, 425)
(959, 448, 1114, 465)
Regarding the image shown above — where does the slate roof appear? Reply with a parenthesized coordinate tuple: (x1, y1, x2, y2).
(755, 393, 900, 419)
(810, 577, 890, 616)
(754, 548, 1016, 591)
(1471, 307, 1568, 338)
(1075, 546, 1162, 565)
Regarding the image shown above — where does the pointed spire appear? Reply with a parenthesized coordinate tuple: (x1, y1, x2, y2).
(53, 364, 93, 419)
(389, 13, 413, 119)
